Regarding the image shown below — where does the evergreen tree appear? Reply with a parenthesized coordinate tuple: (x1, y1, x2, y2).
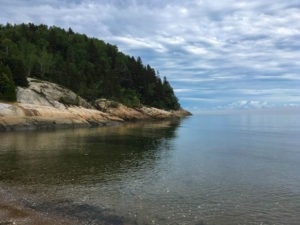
(0, 23, 181, 109)
(0, 62, 16, 101)
(1, 56, 28, 87)
(162, 77, 180, 110)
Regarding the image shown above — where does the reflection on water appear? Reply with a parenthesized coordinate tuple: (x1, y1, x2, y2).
(0, 120, 180, 185)
(0, 114, 300, 225)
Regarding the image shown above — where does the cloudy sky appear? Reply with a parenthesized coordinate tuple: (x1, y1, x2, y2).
(1, 0, 300, 112)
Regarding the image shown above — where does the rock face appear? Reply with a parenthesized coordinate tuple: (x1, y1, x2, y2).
(94, 99, 191, 121)
(17, 78, 91, 109)
(94, 99, 147, 121)
(0, 78, 191, 131)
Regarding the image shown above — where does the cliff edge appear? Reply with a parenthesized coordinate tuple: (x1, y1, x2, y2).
(0, 78, 191, 131)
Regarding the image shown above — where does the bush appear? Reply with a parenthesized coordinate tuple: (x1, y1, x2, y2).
(120, 88, 141, 108)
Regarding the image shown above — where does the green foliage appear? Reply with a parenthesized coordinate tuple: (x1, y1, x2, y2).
(0, 62, 16, 101)
(107, 100, 119, 108)
(162, 76, 180, 110)
(120, 88, 141, 108)
(0, 23, 180, 110)
(1, 56, 29, 87)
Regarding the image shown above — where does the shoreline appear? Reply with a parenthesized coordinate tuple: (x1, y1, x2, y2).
(0, 78, 191, 132)
(0, 102, 191, 132)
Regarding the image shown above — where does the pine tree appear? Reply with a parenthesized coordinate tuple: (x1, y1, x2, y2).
(0, 62, 16, 102)
(0, 23, 181, 109)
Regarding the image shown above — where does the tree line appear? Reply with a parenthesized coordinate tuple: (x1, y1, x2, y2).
(0, 23, 180, 110)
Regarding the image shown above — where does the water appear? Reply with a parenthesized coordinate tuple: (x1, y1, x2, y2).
(0, 113, 300, 225)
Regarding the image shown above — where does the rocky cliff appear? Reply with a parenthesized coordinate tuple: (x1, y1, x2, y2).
(0, 78, 191, 131)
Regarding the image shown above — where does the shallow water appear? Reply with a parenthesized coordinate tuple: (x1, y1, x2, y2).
(0, 113, 300, 225)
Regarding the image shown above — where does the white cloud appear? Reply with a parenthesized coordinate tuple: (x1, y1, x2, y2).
(171, 78, 215, 83)
(184, 45, 208, 55)
(255, 73, 300, 81)
(226, 100, 270, 109)
(112, 36, 167, 52)
(174, 88, 195, 93)
(235, 88, 300, 95)
(181, 97, 218, 102)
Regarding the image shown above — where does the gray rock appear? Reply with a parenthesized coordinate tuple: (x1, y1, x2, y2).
(17, 78, 92, 109)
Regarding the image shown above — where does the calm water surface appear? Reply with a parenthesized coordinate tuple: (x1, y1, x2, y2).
(0, 113, 300, 225)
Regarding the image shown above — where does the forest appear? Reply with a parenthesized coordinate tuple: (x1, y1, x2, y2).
(0, 23, 180, 110)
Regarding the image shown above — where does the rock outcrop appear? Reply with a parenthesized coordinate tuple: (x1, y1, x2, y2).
(0, 78, 191, 131)
(17, 78, 92, 109)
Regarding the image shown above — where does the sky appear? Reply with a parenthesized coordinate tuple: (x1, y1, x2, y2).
(1, 0, 300, 112)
